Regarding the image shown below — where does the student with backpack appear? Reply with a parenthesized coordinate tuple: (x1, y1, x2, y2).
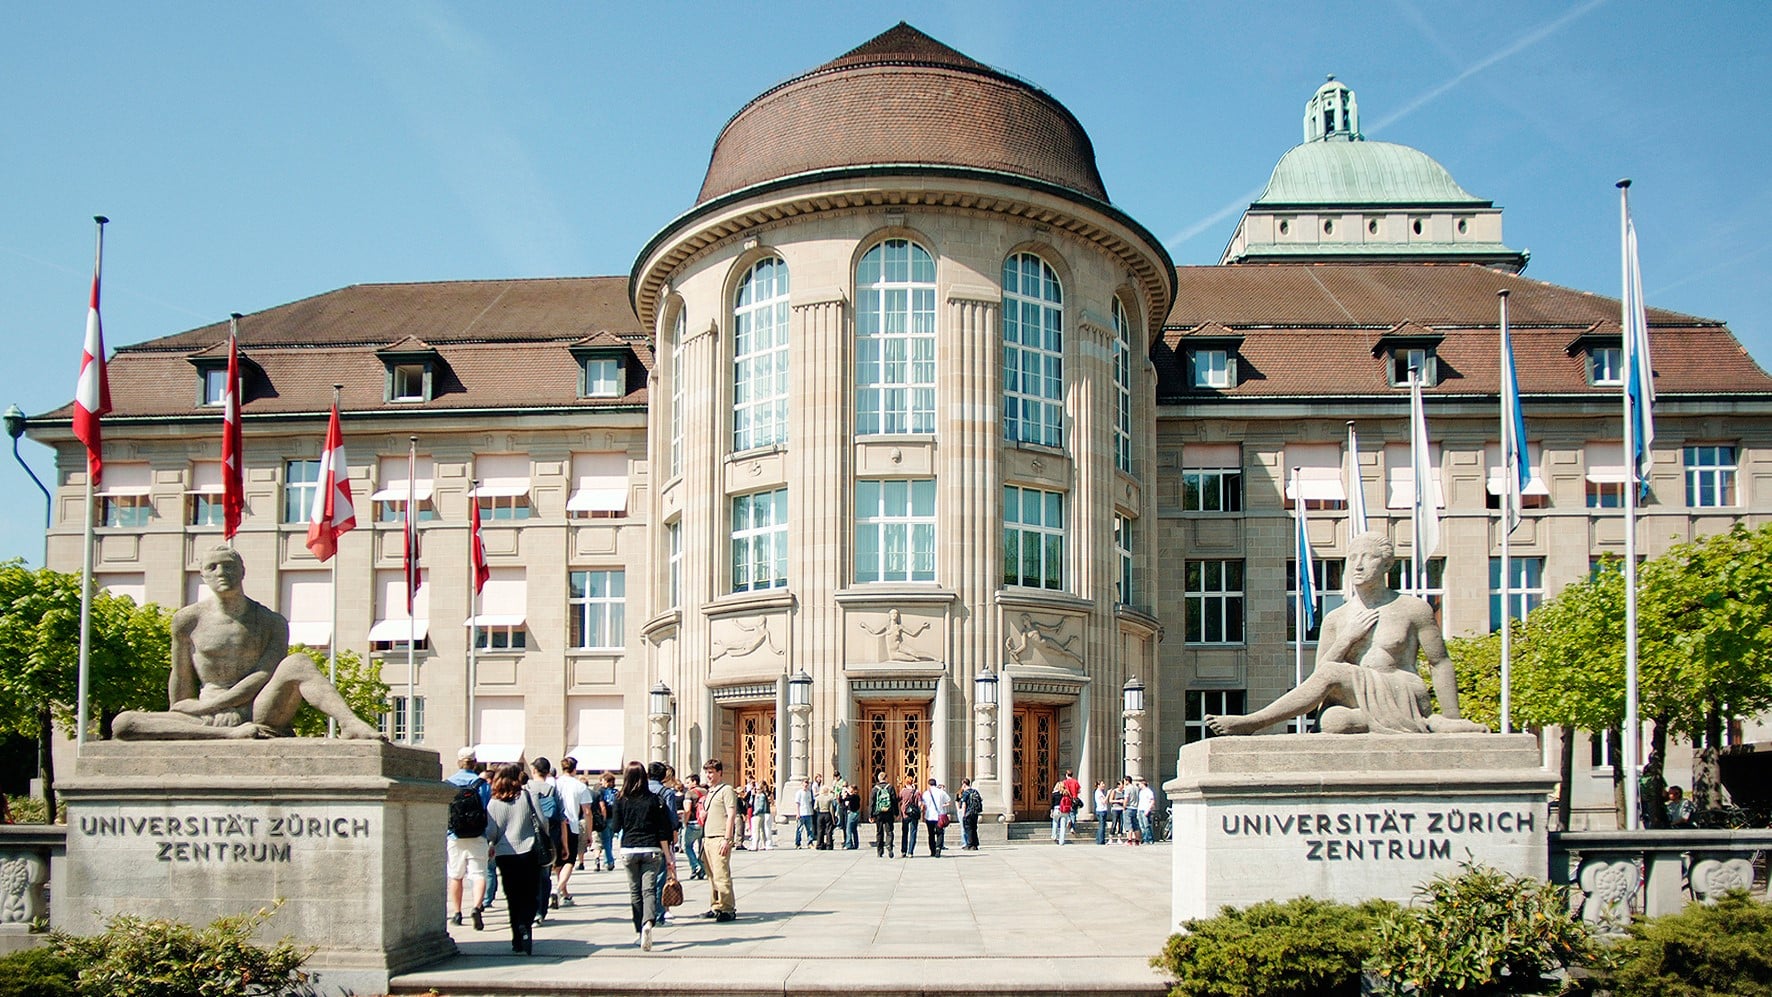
(959, 778, 984, 850)
(445, 748, 494, 931)
(869, 772, 897, 857)
(529, 758, 565, 921)
(897, 776, 921, 858)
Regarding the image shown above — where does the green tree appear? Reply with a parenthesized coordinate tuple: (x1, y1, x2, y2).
(0, 561, 173, 818)
(287, 645, 387, 737)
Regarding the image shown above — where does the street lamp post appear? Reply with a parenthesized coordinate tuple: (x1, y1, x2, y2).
(787, 669, 812, 788)
(648, 681, 673, 764)
(1122, 676, 1146, 781)
(3, 405, 51, 532)
(973, 666, 998, 781)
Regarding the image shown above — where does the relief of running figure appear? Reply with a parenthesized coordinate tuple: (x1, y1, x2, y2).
(1206, 531, 1487, 736)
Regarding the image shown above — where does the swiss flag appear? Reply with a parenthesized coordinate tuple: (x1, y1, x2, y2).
(305, 403, 356, 561)
(470, 488, 489, 594)
(221, 328, 244, 538)
(73, 224, 111, 485)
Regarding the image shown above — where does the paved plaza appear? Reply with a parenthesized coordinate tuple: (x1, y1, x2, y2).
(392, 839, 1176, 996)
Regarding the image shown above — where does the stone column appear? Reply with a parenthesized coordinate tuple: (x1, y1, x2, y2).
(974, 700, 998, 781)
(788, 701, 811, 786)
(1123, 706, 1145, 781)
(1072, 315, 1114, 817)
(672, 302, 721, 769)
(932, 673, 950, 786)
(648, 710, 670, 764)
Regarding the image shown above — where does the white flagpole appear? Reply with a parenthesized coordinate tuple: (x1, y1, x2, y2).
(1344, 421, 1366, 599)
(75, 217, 107, 751)
(406, 435, 417, 746)
(1292, 467, 1307, 732)
(327, 384, 341, 739)
(1498, 289, 1514, 734)
(468, 480, 480, 754)
(1619, 179, 1644, 830)
(1409, 369, 1425, 598)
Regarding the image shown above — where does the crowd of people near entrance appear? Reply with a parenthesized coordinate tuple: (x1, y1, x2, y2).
(443, 749, 1161, 955)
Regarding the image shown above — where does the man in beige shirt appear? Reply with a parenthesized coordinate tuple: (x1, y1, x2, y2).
(698, 758, 739, 921)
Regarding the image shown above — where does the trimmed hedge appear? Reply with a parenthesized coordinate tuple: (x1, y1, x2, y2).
(1153, 895, 1396, 997)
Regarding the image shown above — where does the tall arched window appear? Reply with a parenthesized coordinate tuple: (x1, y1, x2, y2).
(733, 258, 790, 452)
(1002, 253, 1064, 448)
(1112, 298, 1134, 474)
(855, 239, 936, 435)
(669, 307, 684, 479)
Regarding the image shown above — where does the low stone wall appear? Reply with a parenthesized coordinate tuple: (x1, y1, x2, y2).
(1551, 828, 1772, 935)
(0, 826, 62, 954)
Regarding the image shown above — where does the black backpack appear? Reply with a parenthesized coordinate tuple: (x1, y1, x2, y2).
(448, 784, 489, 838)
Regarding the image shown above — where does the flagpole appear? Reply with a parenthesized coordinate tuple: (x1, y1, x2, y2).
(1409, 368, 1425, 598)
(75, 215, 108, 751)
(1292, 467, 1306, 731)
(1498, 289, 1514, 734)
(327, 385, 341, 738)
(1344, 421, 1365, 598)
(468, 480, 480, 754)
(406, 435, 417, 746)
(1619, 179, 1644, 830)
(223, 313, 243, 545)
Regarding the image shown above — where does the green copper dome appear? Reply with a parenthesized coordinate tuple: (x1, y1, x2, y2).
(1255, 140, 1484, 207)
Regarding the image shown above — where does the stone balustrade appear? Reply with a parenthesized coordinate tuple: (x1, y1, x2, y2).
(0, 826, 64, 954)
(1550, 829, 1772, 935)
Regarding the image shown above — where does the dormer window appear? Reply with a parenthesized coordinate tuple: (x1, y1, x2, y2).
(1188, 348, 1234, 389)
(569, 334, 635, 400)
(1589, 346, 1623, 386)
(390, 363, 429, 402)
(582, 357, 623, 398)
(201, 366, 229, 406)
(1390, 347, 1436, 387)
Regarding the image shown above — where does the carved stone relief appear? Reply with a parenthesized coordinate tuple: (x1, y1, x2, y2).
(0, 851, 47, 924)
(709, 615, 784, 663)
(855, 608, 939, 663)
(1004, 612, 1083, 667)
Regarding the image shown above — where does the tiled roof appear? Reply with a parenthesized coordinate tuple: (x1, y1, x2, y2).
(1157, 264, 1772, 400)
(696, 23, 1106, 205)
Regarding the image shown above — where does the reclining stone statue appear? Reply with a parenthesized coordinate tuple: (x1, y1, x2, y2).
(1206, 531, 1488, 736)
(112, 546, 383, 740)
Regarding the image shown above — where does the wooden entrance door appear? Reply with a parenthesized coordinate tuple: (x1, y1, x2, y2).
(1012, 705, 1060, 818)
(857, 703, 929, 789)
(733, 706, 776, 789)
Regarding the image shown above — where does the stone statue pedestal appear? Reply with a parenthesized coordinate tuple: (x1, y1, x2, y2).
(1165, 733, 1556, 925)
(57, 740, 455, 994)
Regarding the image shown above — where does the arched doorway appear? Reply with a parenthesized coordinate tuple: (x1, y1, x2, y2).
(1011, 704, 1061, 819)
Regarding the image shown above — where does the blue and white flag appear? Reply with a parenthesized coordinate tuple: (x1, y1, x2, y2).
(1499, 293, 1531, 534)
(1292, 467, 1317, 635)
(1621, 184, 1655, 498)
(1409, 369, 1441, 558)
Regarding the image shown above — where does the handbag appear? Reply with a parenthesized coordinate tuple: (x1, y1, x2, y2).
(661, 869, 684, 908)
(937, 813, 951, 829)
(524, 789, 556, 866)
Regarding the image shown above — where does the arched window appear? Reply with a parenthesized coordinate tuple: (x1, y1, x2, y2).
(1112, 299, 1134, 474)
(733, 258, 790, 452)
(855, 239, 936, 435)
(669, 307, 684, 479)
(1002, 253, 1063, 448)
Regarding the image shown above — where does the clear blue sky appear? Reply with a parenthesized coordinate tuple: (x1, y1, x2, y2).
(3, 2, 1768, 566)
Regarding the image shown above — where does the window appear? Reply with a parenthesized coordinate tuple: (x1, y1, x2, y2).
(855, 239, 936, 436)
(474, 626, 527, 651)
(281, 459, 319, 523)
(201, 366, 229, 406)
(1188, 349, 1232, 389)
(279, 571, 332, 647)
(1286, 558, 1346, 642)
(667, 521, 682, 609)
(732, 257, 790, 452)
(1484, 443, 1550, 511)
(187, 461, 224, 527)
(382, 695, 426, 743)
(1003, 486, 1064, 590)
(731, 488, 788, 592)
(369, 569, 429, 652)
(568, 453, 628, 519)
(1489, 557, 1544, 630)
(1585, 441, 1628, 508)
(1185, 690, 1245, 745)
(1001, 253, 1064, 448)
(1589, 347, 1623, 386)
(1588, 729, 1620, 769)
(570, 570, 625, 650)
(669, 309, 684, 480)
(1390, 347, 1436, 387)
(1685, 445, 1737, 508)
(1184, 559, 1244, 644)
(467, 567, 527, 651)
(854, 479, 936, 583)
(389, 363, 429, 402)
(1113, 301, 1134, 474)
(471, 454, 532, 521)
(1182, 444, 1242, 512)
(581, 357, 623, 398)
(1287, 443, 1347, 510)
(96, 462, 152, 527)
(373, 456, 437, 523)
(1115, 514, 1133, 606)
(1384, 443, 1445, 510)
(1386, 558, 1445, 625)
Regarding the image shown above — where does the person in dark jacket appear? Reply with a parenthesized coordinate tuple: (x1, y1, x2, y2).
(613, 760, 677, 951)
(485, 763, 546, 955)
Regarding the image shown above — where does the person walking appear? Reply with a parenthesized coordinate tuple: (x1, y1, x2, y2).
(1049, 779, 1073, 845)
(897, 776, 921, 857)
(869, 772, 897, 857)
(484, 763, 548, 955)
(920, 778, 953, 857)
(958, 778, 983, 850)
(595, 771, 619, 871)
(680, 773, 707, 880)
(528, 758, 565, 919)
(611, 760, 677, 952)
(444, 748, 492, 931)
(699, 758, 740, 922)
(749, 780, 775, 850)
(553, 756, 593, 907)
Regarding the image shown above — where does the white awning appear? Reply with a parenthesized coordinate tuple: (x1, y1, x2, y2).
(568, 453, 628, 513)
(1182, 443, 1241, 469)
(287, 621, 333, 646)
(96, 462, 151, 496)
(566, 745, 624, 772)
(1384, 443, 1446, 509)
(187, 461, 224, 495)
(369, 481, 435, 502)
(1484, 443, 1549, 495)
(473, 743, 525, 765)
(367, 619, 430, 642)
(464, 614, 526, 628)
(566, 489, 627, 512)
(373, 455, 434, 502)
(468, 481, 529, 498)
(1283, 444, 1346, 501)
(1585, 442, 1628, 484)
(471, 454, 531, 497)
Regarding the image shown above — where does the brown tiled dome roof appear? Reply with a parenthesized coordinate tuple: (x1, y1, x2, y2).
(695, 23, 1108, 205)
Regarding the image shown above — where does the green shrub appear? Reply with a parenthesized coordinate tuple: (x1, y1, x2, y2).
(0, 945, 78, 997)
(5, 795, 60, 825)
(48, 904, 312, 997)
(1153, 895, 1397, 997)
(1372, 861, 1595, 995)
(1603, 890, 1772, 996)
